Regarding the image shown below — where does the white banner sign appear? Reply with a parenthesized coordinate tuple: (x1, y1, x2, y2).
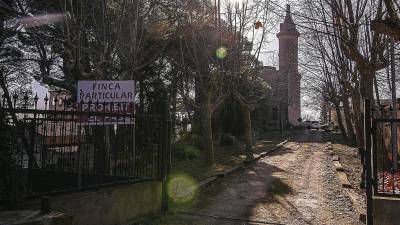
(77, 80, 135, 103)
(76, 80, 135, 125)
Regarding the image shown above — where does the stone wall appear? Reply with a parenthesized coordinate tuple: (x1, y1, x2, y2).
(0, 210, 72, 225)
(48, 180, 162, 225)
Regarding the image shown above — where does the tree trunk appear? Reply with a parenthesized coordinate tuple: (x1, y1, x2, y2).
(139, 81, 145, 115)
(343, 97, 356, 145)
(200, 93, 214, 164)
(361, 72, 375, 100)
(238, 100, 254, 160)
(170, 72, 178, 140)
(334, 101, 347, 140)
(193, 76, 203, 135)
(351, 90, 364, 147)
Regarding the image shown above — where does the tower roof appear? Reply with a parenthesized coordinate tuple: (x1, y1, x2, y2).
(277, 4, 299, 37)
(284, 4, 294, 24)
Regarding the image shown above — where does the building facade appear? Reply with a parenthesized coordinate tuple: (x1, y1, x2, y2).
(260, 4, 301, 129)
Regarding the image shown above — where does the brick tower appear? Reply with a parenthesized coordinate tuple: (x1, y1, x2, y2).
(277, 4, 300, 126)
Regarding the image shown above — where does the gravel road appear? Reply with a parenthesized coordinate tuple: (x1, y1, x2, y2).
(184, 130, 363, 225)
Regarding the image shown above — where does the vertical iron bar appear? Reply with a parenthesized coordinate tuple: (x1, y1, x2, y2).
(166, 106, 172, 182)
(101, 101, 108, 175)
(122, 104, 128, 177)
(158, 114, 163, 181)
(60, 98, 66, 171)
(161, 99, 170, 212)
(28, 102, 37, 193)
(151, 117, 156, 178)
(390, 37, 398, 171)
(42, 95, 49, 169)
(135, 115, 140, 178)
(112, 102, 117, 176)
(381, 122, 385, 193)
(134, 104, 136, 176)
(85, 101, 92, 177)
(70, 102, 76, 172)
(77, 101, 83, 188)
(40, 111, 45, 169)
(51, 97, 57, 168)
(364, 98, 373, 225)
(372, 121, 378, 194)
(93, 101, 98, 175)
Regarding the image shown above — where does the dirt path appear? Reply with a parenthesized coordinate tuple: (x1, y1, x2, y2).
(183, 130, 363, 225)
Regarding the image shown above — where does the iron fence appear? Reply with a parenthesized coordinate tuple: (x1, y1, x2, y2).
(0, 93, 163, 198)
(369, 103, 400, 197)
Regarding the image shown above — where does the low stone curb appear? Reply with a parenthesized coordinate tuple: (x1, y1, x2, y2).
(188, 139, 289, 196)
(246, 140, 289, 164)
(330, 149, 366, 223)
(196, 176, 218, 189)
(333, 161, 346, 172)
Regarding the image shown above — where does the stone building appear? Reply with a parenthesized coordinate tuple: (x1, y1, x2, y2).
(258, 4, 301, 129)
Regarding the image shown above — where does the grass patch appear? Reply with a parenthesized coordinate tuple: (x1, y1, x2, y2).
(171, 130, 292, 182)
(129, 131, 294, 225)
(128, 213, 194, 225)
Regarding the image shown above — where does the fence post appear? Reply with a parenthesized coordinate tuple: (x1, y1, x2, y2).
(161, 99, 171, 212)
(390, 37, 398, 171)
(77, 125, 82, 188)
(27, 113, 37, 192)
(77, 103, 83, 188)
(364, 98, 373, 225)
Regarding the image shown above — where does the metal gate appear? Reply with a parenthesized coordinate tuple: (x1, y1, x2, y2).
(0, 93, 170, 204)
(364, 98, 400, 225)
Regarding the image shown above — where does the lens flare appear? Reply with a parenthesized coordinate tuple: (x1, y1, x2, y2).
(18, 13, 65, 28)
(167, 174, 198, 204)
(216, 46, 227, 59)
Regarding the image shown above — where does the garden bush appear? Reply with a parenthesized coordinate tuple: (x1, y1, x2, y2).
(173, 144, 201, 160)
(219, 133, 237, 146)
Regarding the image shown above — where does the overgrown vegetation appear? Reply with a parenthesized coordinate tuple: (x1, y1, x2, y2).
(299, 0, 400, 147)
(0, 0, 279, 167)
(171, 130, 292, 182)
(0, 110, 20, 208)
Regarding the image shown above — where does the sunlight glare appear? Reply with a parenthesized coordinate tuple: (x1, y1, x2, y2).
(216, 46, 228, 59)
(167, 174, 198, 204)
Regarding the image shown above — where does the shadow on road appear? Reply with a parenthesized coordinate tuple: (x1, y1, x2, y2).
(134, 130, 354, 225)
(178, 146, 299, 225)
(289, 129, 353, 147)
